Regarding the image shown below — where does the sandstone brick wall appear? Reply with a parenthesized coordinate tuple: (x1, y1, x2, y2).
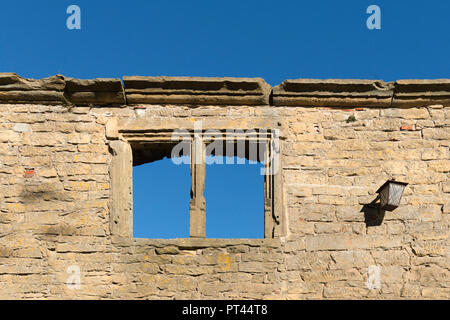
(0, 74, 448, 299)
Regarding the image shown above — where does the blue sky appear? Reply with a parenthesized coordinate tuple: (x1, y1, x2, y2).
(133, 157, 264, 238)
(1, 1, 449, 238)
(1, 0, 450, 85)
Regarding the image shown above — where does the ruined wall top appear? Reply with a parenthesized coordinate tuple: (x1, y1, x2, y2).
(0, 73, 449, 107)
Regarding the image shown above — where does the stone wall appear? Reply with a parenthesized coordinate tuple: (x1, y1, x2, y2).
(0, 73, 448, 299)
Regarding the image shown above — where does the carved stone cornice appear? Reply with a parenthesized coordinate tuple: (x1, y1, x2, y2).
(272, 79, 395, 107)
(392, 79, 450, 107)
(122, 76, 271, 106)
(1, 73, 449, 107)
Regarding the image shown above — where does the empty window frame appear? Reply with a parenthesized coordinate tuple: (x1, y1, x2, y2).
(109, 128, 283, 239)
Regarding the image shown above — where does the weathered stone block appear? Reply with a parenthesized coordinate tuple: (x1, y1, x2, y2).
(305, 234, 403, 251)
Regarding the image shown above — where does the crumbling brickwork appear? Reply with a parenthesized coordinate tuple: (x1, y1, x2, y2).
(0, 73, 448, 299)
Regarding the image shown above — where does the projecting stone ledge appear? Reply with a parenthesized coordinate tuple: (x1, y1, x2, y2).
(65, 77, 125, 105)
(0, 73, 67, 104)
(272, 79, 395, 107)
(0, 73, 125, 105)
(123, 76, 272, 106)
(392, 79, 450, 107)
(273, 78, 450, 107)
(1, 73, 450, 107)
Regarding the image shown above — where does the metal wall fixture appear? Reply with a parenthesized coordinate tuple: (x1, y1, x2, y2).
(376, 180, 408, 211)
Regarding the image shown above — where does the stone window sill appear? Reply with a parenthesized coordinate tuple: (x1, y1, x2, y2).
(112, 236, 282, 249)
